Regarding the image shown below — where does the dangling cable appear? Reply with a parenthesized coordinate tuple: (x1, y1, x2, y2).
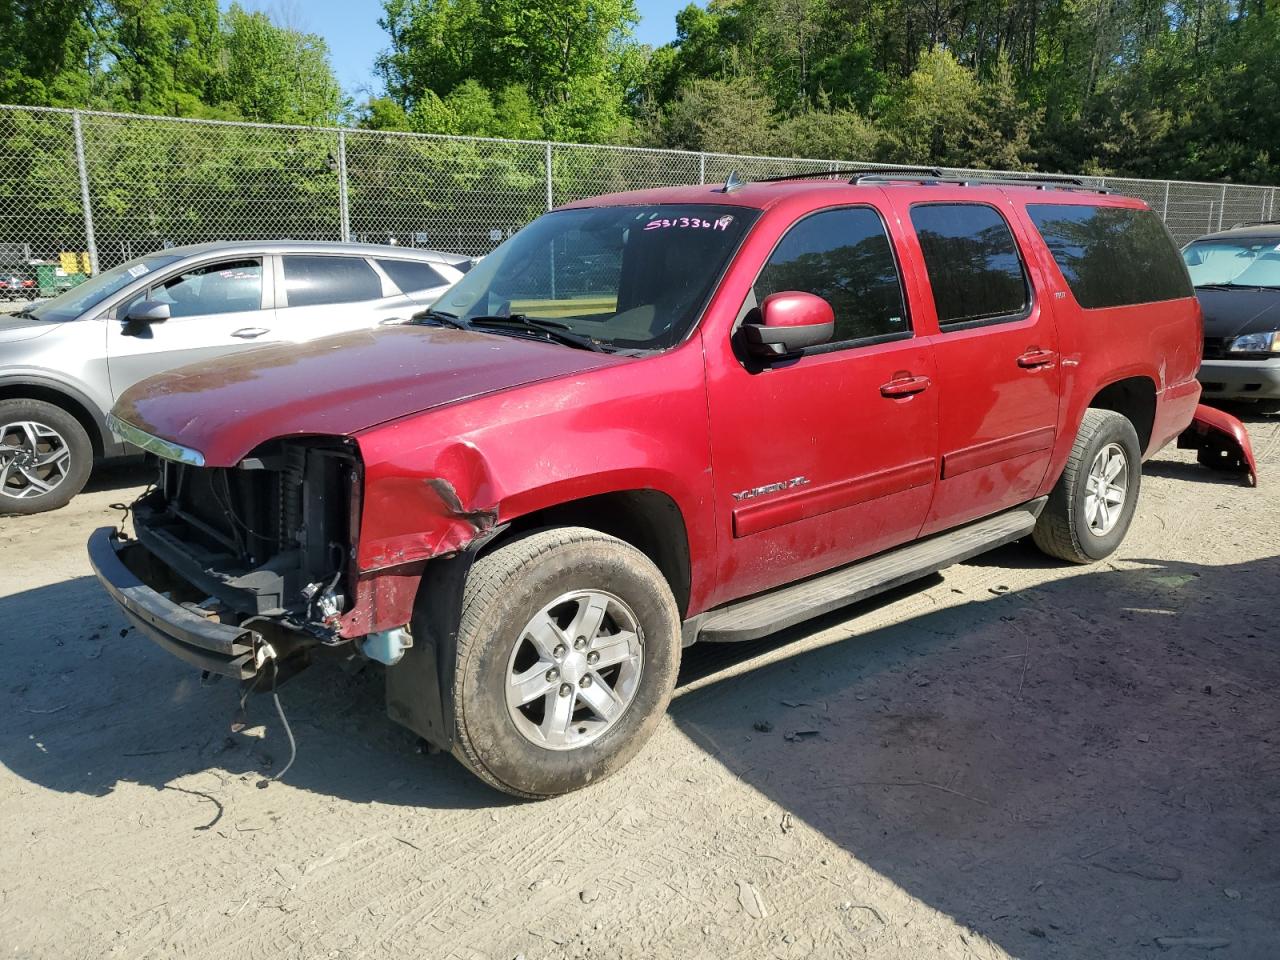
(261, 672, 297, 788)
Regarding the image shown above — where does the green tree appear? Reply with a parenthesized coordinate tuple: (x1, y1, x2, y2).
(0, 1, 104, 107)
(102, 0, 222, 116)
(376, 0, 637, 142)
(772, 97, 883, 161)
(882, 47, 984, 166)
(655, 77, 776, 154)
(215, 4, 343, 125)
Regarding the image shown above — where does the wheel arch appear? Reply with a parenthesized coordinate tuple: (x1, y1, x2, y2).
(0, 378, 112, 457)
(1086, 375, 1157, 455)
(488, 488, 693, 619)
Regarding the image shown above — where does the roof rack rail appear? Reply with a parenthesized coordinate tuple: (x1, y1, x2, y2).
(850, 168, 1099, 191)
(753, 170, 847, 184)
(846, 166, 945, 183)
(1228, 219, 1280, 230)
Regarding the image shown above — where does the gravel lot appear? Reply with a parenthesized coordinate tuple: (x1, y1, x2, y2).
(2, 415, 1278, 960)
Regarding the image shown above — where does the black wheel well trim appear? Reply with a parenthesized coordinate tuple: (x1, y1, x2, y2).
(486, 488, 694, 619)
(0, 377, 113, 457)
(1086, 376, 1157, 454)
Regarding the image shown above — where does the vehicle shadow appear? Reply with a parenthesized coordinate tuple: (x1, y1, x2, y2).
(668, 552, 1280, 958)
(0, 574, 503, 812)
(4, 554, 1277, 954)
(85, 457, 152, 494)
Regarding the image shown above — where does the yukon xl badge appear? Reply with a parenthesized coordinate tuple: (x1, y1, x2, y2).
(731, 477, 809, 502)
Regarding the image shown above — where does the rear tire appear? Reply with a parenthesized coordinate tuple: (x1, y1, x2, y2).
(450, 527, 681, 799)
(0, 398, 93, 515)
(1032, 409, 1141, 564)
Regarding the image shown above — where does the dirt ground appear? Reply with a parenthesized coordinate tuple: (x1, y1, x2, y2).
(2, 415, 1278, 960)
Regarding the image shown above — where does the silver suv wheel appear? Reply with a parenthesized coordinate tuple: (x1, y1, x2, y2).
(504, 589, 644, 751)
(1084, 442, 1128, 536)
(0, 420, 73, 502)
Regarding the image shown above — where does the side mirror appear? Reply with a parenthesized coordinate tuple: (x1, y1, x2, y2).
(124, 300, 170, 324)
(741, 291, 835, 358)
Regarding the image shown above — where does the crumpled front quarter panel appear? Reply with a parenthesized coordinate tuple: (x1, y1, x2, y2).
(353, 345, 716, 605)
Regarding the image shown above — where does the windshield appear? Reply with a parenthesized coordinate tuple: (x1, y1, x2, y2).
(26, 254, 183, 321)
(1182, 238, 1280, 289)
(433, 204, 759, 350)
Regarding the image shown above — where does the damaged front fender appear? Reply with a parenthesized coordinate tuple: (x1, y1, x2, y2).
(354, 437, 500, 572)
(1178, 403, 1258, 487)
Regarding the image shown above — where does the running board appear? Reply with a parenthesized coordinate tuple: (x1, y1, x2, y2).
(694, 498, 1046, 644)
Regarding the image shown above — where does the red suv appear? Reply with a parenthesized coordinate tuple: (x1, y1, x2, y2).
(90, 170, 1204, 797)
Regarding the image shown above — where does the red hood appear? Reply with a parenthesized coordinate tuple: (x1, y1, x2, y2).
(113, 325, 629, 466)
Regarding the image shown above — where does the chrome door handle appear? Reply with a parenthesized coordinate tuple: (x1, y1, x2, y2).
(880, 375, 932, 398)
(1017, 348, 1057, 368)
(231, 327, 270, 339)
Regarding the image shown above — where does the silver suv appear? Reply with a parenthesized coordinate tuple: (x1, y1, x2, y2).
(0, 240, 472, 514)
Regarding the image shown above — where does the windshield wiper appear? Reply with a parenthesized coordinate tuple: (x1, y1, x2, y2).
(7, 308, 39, 320)
(467, 314, 606, 352)
(407, 308, 471, 330)
(1196, 282, 1280, 291)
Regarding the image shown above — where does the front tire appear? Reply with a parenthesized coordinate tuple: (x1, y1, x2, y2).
(1032, 409, 1141, 564)
(449, 527, 681, 798)
(0, 398, 93, 515)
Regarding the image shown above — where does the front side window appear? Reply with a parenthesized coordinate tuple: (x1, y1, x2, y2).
(282, 255, 383, 307)
(148, 259, 262, 318)
(1181, 237, 1280, 291)
(436, 204, 759, 351)
(753, 207, 909, 346)
(910, 203, 1030, 328)
(1030, 204, 1194, 307)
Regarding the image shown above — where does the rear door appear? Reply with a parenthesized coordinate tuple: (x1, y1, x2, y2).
(704, 203, 939, 601)
(105, 256, 277, 400)
(889, 194, 1063, 535)
(273, 254, 414, 339)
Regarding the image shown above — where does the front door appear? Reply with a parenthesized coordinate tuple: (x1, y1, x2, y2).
(106, 256, 278, 400)
(890, 195, 1063, 535)
(704, 204, 940, 603)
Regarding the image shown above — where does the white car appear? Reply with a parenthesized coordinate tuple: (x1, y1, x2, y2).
(0, 240, 473, 513)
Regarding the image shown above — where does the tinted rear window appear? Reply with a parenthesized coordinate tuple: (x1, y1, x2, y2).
(1027, 204, 1193, 308)
(909, 204, 1030, 328)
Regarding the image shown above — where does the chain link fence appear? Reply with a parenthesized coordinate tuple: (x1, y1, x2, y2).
(2, 103, 1277, 288)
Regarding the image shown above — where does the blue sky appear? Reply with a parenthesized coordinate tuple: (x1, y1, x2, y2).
(224, 0, 691, 99)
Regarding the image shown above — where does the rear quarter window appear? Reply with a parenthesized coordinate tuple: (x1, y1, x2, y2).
(1026, 204, 1193, 308)
(376, 258, 449, 293)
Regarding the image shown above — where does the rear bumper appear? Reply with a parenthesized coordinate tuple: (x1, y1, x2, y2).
(87, 526, 262, 679)
(1198, 358, 1280, 400)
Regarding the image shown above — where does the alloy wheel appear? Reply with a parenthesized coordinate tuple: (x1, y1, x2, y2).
(0, 420, 72, 502)
(1084, 442, 1128, 536)
(505, 589, 644, 750)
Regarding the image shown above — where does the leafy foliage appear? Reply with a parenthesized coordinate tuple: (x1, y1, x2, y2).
(4, 0, 1279, 183)
(0, 1, 342, 125)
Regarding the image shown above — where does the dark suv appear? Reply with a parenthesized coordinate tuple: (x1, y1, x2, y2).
(1182, 221, 1280, 407)
(92, 171, 1209, 798)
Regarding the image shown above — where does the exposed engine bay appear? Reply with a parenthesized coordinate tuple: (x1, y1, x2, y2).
(125, 438, 359, 647)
